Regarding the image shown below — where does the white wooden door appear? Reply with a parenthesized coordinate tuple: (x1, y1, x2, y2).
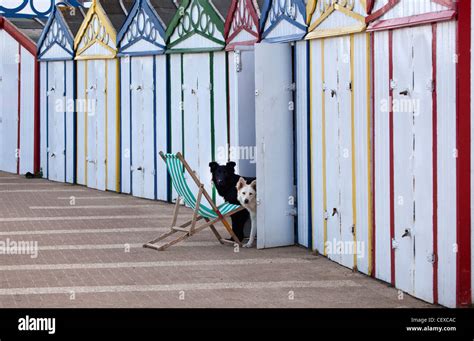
(412, 25, 434, 303)
(324, 38, 341, 262)
(86, 60, 98, 189)
(255, 42, 295, 249)
(392, 26, 434, 301)
(48, 61, 66, 183)
(95, 60, 107, 191)
(131, 57, 145, 197)
(142, 57, 156, 200)
(337, 36, 354, 269)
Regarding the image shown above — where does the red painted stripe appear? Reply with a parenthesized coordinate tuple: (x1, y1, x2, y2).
(455, 0, 472, 307)
(16, 45, 21, 175)
(0, 17, 37, 56)
(388, 30, 395, 287)
(371, 31, 376, 278)
(367, 10, 456, 32)
(432, 23, 438, 305)
(366, 0, 400, 23)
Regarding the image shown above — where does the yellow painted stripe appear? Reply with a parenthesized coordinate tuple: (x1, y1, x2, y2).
(350, 34, 357, 270)
(309, 41, 314, 250)
(84, 60, 88, 186)
(115, 59, 121, 192)
(321, 38, 328, 256)
(105, 60, 109, 190)
(366, 32, 373, 276)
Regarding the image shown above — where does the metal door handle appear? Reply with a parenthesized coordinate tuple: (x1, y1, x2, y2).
(331, 89, 336, 98)
(399, 90, 409, 96)
(332, 208, 338, 216)
(402, 229, 411, 238)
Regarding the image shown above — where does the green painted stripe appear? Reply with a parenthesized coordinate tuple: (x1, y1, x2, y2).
(209, 52, 216, 204)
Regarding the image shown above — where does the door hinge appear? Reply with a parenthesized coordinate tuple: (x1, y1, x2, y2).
(323, 210, 328, 221)
(351, 224, 355, 235)
(287, 208, 297, 216)
(427, 253, 436, 264)
(391, 238, 399, 249)
(426, 79, 435, 92)
(390, 79, 397, 89)
(287, 83, 296, 91)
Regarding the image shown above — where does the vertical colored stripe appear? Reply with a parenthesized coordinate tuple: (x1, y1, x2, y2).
(73, 60, 77, 184)
(64, 61, 67, 182)
(366, 32, 374, 277)
(456, 0, 471, 307)
(17, 45, 21, 174)
(166, 54, 172, 202)
(46, 62, 49, 179)
(116, 58, 121, 192)
(306, 40, 312, 250)
(180, 54, 184, 160)
(431, 23, 438, 305)
(129, 57, 133, 194)
(209, 51, 216, 203)
(292, 45, 298, 244)
(321, 38, 328, 256)
(388, 30, 395, 287)
(34, 59, 40, 173)
(84, 60, 88, 186)
(105, 60, 109, 190)
(350, 34, 357, 270)
(225, 51, 230, 159)
(153, 55, 158, 200)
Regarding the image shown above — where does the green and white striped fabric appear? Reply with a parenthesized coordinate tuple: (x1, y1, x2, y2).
(164, 154, 240, 219)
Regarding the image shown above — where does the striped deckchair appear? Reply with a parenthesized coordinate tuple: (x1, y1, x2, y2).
(143, 152, 244, 251)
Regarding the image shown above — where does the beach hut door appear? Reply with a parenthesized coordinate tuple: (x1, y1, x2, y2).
(392, 26, 434, 301)
(255, 43, 295, 249)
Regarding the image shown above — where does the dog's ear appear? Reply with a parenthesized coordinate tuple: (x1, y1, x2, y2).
(250, 180, 257, 190)
(209, 162, 218, 172)
(236, 177, 246, 191)
(226, 161, 236, 172)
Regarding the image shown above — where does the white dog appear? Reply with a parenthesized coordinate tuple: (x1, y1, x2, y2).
(236, 177, 257, 248)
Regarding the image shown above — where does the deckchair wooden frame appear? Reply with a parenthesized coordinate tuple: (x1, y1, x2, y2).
(143, 152, 244, 251)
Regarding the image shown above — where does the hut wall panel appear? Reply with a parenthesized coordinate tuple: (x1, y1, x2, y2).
(436, 20, 457, 308)
(106, 58, 118, 192)
(353, 32, 371, 275)
(65, 60, 75, 184)
(40, 62, 47, 177)
(120, 57, 131, 194)
(373, 30, 391, 284)
(0, 30, 19, 174)
(19, 48, 35, 175)
(169, 53, 183, 201)
(309, 38, 324, 253)
(155, 55, 168, 201)
(76, 60, 86, 186)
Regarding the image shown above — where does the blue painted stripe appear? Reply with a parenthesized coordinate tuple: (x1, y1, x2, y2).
(46, 62, 49, 179)
(306, 40, 312, 249)
(73, 60, 77, 184)
(153, 55, 158, 200)
(165, 54, 172, 202)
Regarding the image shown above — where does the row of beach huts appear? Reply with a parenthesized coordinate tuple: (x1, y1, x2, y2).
(0, 0, 472, 307)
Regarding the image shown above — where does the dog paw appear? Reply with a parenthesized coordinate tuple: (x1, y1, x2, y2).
(243, 242, 254, 248)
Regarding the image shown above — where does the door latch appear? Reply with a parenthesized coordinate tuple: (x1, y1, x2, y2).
(401, 228, 411, 238)
(332, 207, 338, 216)
(331, 89, 336, 98)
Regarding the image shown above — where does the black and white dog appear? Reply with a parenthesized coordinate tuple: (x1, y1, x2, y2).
(209, 161, 255, 242)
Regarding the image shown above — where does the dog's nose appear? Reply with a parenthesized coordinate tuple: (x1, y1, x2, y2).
(244, 199, 249, 204)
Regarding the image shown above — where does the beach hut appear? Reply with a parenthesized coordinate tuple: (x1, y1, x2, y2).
(38, 3, 84, 183)
(254, 0, 307, 248)
(305, 1, 372, 274)
(224, 0, 263, 177)
(367, 0, 470, 307)
(0, 17, 43, 175)
(166, 0, 232, 204)
(74, 0, 132, 192)
(117, 0, 176, 201)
